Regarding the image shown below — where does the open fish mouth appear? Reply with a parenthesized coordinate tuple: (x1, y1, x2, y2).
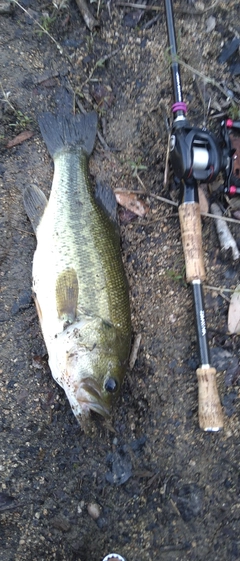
(77, 377, 110, 418)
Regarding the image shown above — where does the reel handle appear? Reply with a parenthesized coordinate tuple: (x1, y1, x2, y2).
(178, 199, 205, 283)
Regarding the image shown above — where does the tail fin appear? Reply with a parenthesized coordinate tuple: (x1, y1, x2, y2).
(38, 111, 98, 158)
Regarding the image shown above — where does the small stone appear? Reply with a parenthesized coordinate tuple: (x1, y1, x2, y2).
(87, 502, 101, 520)
(87, 503, 101, 520)
(206, 16, 216, 33)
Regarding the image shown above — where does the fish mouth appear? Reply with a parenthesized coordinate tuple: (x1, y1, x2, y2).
(77, 377, 110, 418)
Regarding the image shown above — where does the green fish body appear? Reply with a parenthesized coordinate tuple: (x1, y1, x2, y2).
(24, 112, 131, 422)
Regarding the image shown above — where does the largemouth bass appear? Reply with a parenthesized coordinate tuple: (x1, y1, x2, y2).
(23, 111, 131, 422)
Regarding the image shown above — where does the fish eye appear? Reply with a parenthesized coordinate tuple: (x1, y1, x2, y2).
(104, 377, 118, 393)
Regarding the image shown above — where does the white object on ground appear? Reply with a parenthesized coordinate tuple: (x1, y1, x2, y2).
(102, 555, 126, 561)
(228, 284, 240, 334)
(210, 202, 240, 261)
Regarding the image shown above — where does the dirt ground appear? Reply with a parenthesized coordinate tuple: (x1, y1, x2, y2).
(0, 1, 240, 560)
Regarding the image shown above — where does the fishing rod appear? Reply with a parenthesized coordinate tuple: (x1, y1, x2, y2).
(163, 0, 236, 431)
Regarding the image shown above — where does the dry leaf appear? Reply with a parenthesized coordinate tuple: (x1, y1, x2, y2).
(7, 130, 33, 148)
(115, 190, 149, 217)
(228, 284, 240, 334)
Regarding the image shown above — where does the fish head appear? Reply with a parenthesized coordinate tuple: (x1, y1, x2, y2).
(74, 357, 126, 419)
(50, 317, 130, 422)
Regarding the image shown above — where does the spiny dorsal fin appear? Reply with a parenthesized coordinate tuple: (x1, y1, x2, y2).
(56, 268, 79, 322)
(23, 185, 48, 235)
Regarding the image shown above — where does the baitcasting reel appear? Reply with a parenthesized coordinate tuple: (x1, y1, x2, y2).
(169, 102, 239, 196)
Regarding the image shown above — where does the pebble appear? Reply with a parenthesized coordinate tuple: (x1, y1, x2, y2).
(206, 16, 216, 33)
(87, 502, 101, 520)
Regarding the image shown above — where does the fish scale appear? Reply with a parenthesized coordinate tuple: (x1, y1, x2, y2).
(36, 149, 129, 335)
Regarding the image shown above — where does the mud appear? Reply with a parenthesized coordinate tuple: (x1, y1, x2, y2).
(0, 1, 240, 560)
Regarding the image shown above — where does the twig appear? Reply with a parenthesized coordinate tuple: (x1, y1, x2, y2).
(0, 82, 15, 112)
(205, 284, 232, 303)
(202, 210, 240, 225)
(15, 228, 35, 236)
(205, 285, 234, 293)
(75, 0, 98, 31)
(97, 0, 101, 18)
(115, 189, 240, 225)
(135, 172, 146, 191)
(173, 56, 238, 102)
(149, 193, 240, 224)
(149, 193, 177, 207)
(116, 2, 162, 11)
(142, 13, 160, 30)
(129, 333, 142, 371)
(218, 293, 231, 304)
(116, 1, 220, 15)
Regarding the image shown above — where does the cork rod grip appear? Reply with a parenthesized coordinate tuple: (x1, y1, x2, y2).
(178, 202, 205, 283)
(196, 367, 224, 431)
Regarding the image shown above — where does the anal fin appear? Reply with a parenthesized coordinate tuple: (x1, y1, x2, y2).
(23, 185, 48, 234)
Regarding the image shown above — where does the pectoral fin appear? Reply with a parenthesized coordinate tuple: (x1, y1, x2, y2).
(23, 185, 48, 235)
(56, 268, 79, 322)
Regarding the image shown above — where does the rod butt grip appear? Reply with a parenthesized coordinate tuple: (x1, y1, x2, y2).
(196, 367, 224, 431)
